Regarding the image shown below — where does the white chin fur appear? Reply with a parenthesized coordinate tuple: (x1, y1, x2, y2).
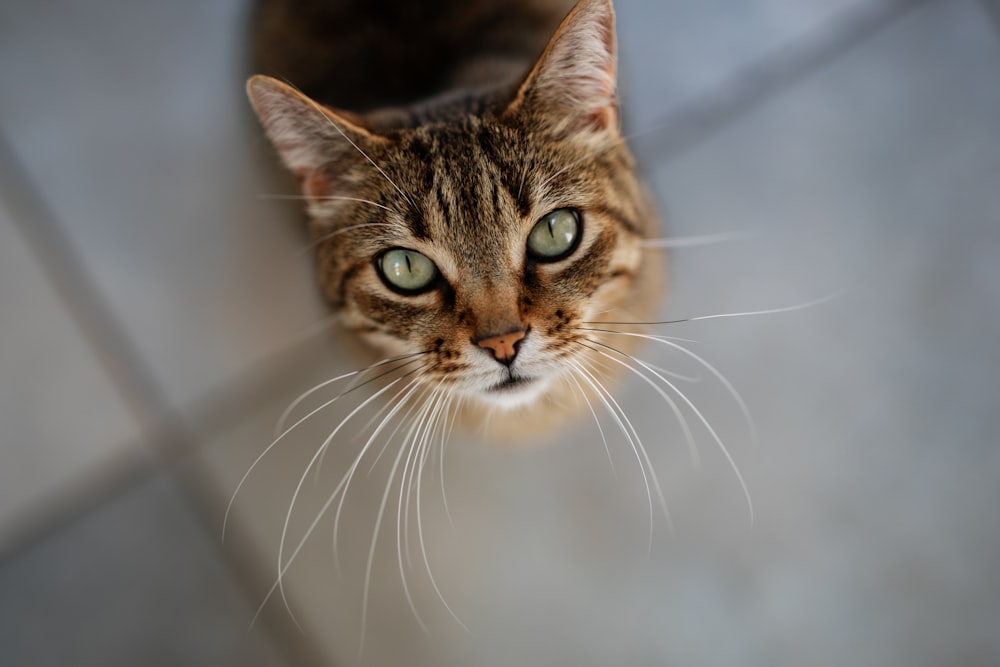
(474, 377, 551, 411)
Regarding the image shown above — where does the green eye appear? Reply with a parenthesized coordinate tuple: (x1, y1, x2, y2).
(527, 208, 581, 261)
(378, 248, 438, 293)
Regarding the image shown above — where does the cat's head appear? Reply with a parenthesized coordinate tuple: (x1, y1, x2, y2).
(248, 0, 661, 430)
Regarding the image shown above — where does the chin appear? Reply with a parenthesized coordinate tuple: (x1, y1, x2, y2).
(452, 374, 584, 443)
(471, 375, 553, 412)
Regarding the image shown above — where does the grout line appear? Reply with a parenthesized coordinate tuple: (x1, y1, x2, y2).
(0, 451, 159, 567)
(981, 0, 1000, 40)
(630, 0, 931, 166)
(0, 130, 332, 667)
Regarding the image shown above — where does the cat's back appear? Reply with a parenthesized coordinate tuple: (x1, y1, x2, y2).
(250, 0, 575, 113)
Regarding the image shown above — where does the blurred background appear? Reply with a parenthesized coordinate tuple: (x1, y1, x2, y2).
(2, 0, 999, 665)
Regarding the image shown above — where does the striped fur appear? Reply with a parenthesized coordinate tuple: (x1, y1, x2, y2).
(249, 0, 663, 439)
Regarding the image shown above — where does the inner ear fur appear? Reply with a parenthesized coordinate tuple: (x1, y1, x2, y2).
(505, 0, 620, 137)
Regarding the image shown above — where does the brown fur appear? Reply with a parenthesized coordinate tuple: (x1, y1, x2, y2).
(248, 0, 664, 441)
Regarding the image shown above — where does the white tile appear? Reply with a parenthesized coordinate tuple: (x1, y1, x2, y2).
(198, 1, 1000, 665)
(0, 0, 328, 412)
(0, 203, 146, 546)
(615, 0, 868, 130)
(0, 472, 290, 666)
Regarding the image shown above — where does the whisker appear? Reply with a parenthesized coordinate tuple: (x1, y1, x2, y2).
(571, 359, 670, 550)
(247, 370, 420, 633)
(331, 375, 429, 575)
(394, 386, 438, 636)
(275, 351, 429, 437)
(583, 291, 844, 326)
(315, 361, 435, 481)
(272, 372, 425, 630)
(296, 357, 430, 482)
(399, 382, 441, 573)
(571, 348, 674, 530)
(584, 338, 754, 524)
(565, 364, 617, 478)
(639, 232, 753, 249)
(360, 379, 439, 478)
(438, 394, 465, 529)
(642, 360, 702, 384)
(582, 329, 757, 447)
(257, 193, 400, 214)
(576, 326, 700, 344)
(224, 367, 360, 542)
(315, 109, 418, 213)
(579, 338, 699, 468)
(537, 133, 629, 192)
(302, 222, 402, 255)
(225, 353, 425, 542)
(360, 402, 431, 660)
(414, 390, 470, 632)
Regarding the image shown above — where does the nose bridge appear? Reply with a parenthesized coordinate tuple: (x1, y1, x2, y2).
(465, 275, 524, 341)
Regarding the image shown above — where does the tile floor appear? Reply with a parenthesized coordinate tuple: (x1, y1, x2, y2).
(2, 0, 999, 665)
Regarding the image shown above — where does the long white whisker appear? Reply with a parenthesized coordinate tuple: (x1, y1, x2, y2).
(227, 354, 422, 542)
(399, 383, 440, 575)
(538, 133, 627, 192)
(312, 357, 433, 482)
(393, 387, 437, 637)
(585, 329, 758, 448)
(360, 380, 437, 477)
(643, 360, 702, 384)
(312, 360, 430, 481)
(407, 388, 441, 572)
(580, 337, 701, 468)
(259, 192, 400, 213)
(224, 366, 361, 542)
(314, 107, 418, 211)
(583, 291, 844, 326)
(581, 334, 700, 462)
(639, 232, 753, 249)
(332, 376, 428, 575)
(359, 408, 429, 661)
(304, 222, 401, 254)
(273, 371, 425, 628)
(572, 361, 663, 550)
(438, 393, 464, 528)
(578, 353, 674, 537)
(275, 351, 427, 437)
(586, 339, 754, 525)
(248, 370, 420, 632)
(566, 363, 617, 478)
(414, 390, 470, 632)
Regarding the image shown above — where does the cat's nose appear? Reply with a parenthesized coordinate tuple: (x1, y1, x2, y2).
(475, 329, 527, 366)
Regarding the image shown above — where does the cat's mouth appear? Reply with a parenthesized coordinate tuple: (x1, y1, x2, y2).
(488, 375, 536, 393)
(481, 373, 546, 409)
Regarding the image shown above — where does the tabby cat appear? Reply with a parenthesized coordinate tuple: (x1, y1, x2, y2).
(247, 0, 663, 441)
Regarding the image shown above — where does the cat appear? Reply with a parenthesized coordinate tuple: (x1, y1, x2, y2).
(247, 0, 665, 443)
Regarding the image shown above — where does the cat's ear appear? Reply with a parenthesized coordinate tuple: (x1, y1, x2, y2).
(507, 0, 619, 138)
(247, 75, 380, 196)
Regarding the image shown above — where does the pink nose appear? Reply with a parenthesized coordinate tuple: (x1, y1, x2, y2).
(476, 330, 526, 364)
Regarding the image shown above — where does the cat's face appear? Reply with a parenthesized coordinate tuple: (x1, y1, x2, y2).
(249, 0, 662, 430)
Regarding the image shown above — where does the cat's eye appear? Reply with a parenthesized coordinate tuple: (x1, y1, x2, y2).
(378, 248, 438, 294)
(527, 208, 581, 261)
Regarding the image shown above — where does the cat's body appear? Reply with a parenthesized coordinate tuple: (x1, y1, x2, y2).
(251, 0, 576, 113)
(248, 0, 663, 440)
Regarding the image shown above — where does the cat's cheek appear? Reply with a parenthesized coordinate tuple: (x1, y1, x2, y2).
(348, 321, 412, 358)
